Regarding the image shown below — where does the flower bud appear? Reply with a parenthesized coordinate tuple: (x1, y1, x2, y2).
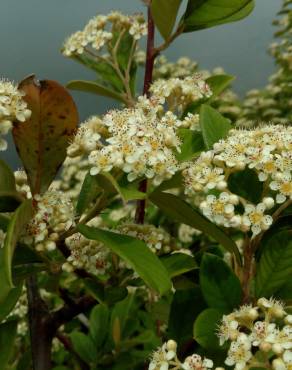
(263, 197, 275, 209)
(259, 342, 272, 352)
(166, 339, 177, 352)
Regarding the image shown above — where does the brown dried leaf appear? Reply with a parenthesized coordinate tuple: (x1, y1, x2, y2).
(13, 75, 79, 195)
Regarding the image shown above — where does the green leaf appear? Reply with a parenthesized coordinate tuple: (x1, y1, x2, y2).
(110, 294, 136, 338)
(206, 74, 235, 100)
(193, 308, 223, 350)
(176, 129, 205, 161)
(13, 76, 79, 195)
(78, 225, 172, 295)
(89, 304, 110, 348)
(168, 287, 206, 344)
(0, 215, 9, 231)
(0, 159, 16, 192)
(162, 253, 198, 277)
(76, 172, 102, 216)
(150, 191, 242, 265)
(70, 332, 97, 365)
(255, 229, 292, 298)
(99, 172, 146, 203)
(182, 0, 255, 32)
(67, 80, 125, 102)
(0, 320, 18, 367)
(228, 168, 263, 204)
(0, 199, 33, 304)
(0, 283, 23, 323)
(154, 171, 183, 193)
(200, 254, 242, 312)
(200, 104, 231, 149)
(151, 0, 182, 40)
(0, 192, 22, 212)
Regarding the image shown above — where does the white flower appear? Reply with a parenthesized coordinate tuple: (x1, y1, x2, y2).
(218, 315, 239, 345)
(182, 354, 213, 370)
(200, 192, 236, 227)
(242, 203, 273, 236)
(270, 172, 292, 203)
(148, 341, 177, 370)
(0, 79, 31, 151)
(225, 333, 252, 370)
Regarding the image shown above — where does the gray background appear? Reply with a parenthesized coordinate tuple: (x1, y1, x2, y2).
(0, 0, 281, 166)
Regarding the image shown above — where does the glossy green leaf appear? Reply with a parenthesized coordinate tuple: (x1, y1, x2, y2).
(200, 104, 232, 149)
(182, 0, 255, 32)
(78, 225, 172, 294)
(89, 304, 110, 348)
(151, 0, 182, 40)
(0, 199, 33, 304)
(162, 253, 198, 277)
(150, 191, 242, 265)
(193, 308, 223, 350)
(67, 80, 124, 102)
(70, 332, 97, 365)
(0, 159, 16, 192)
(200, 254, 242, 312)
(110, 294, 135, 338)
(255, 229, 292, 298)
(13, 76, 79, 195)
(176, 129, 205, 161)
(168, 287, 206, 344)
(0, 283, 23, 323)
(0, 320, 18, 367)
(206, 74, 235, 100)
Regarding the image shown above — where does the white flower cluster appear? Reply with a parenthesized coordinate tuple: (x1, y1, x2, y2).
(63, 11, 147, 57)
(218, 298, 292, 370)
(150, 75, 212, 114)
(68, 97, 182, 185)
(153, 56, 199, 80)
(0, 79, 31, 151)
(7, 287, 28, 336)
(178, 224, 201, 243)
(149, 339, 217, 370)
(184, 125, 292, 237)
(23, 191, 75, 252)
(117, 224, 176, 254)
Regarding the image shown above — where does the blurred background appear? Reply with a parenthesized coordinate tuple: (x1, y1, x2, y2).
(0, 0, 281, 166)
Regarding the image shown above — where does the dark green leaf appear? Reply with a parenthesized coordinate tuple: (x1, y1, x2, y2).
(70, 332, 97, 365)
(76, 172, 102, 216)
(0, 192, 22, 212)
(0, 320, 18, 367)
(0, 283, 23, 323)
(200, 254, 242, 312)
(255, 229, 292, 298)
(151, 0, 182, 40)
(150, 191, 242, 265)
(200, 104, 231, 149)
(78, 225, 172, 294)
(67, 80, 124, 102)
(0, 159, 16, 192)
(162, 253, 198, 277)
(168, 287, 206, 344)
(0, 199, 33, 304)
(176, 129, 205, 161)
(110, 294, 135, 338)
(228, 168, 263, 204)
(154, 171, 183, 193)
(0, 214, 9, 231)
(89, 304, 110, 348)
(206, 74, 235, 100)
(182, 0, 255, 32)
(193, 308, 223, 350)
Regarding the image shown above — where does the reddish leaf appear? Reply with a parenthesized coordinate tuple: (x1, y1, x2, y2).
(13, 75, 79, 195)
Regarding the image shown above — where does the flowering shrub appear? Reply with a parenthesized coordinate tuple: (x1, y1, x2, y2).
(2, 1, 292, 370)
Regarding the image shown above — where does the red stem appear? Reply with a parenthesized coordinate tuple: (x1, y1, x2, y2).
(135, 3, 156, 224)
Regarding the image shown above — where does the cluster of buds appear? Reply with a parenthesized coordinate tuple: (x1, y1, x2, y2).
(23, 191, 75, 252)
(218, 298, 292, 370)
(0, 79, 31, 151)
